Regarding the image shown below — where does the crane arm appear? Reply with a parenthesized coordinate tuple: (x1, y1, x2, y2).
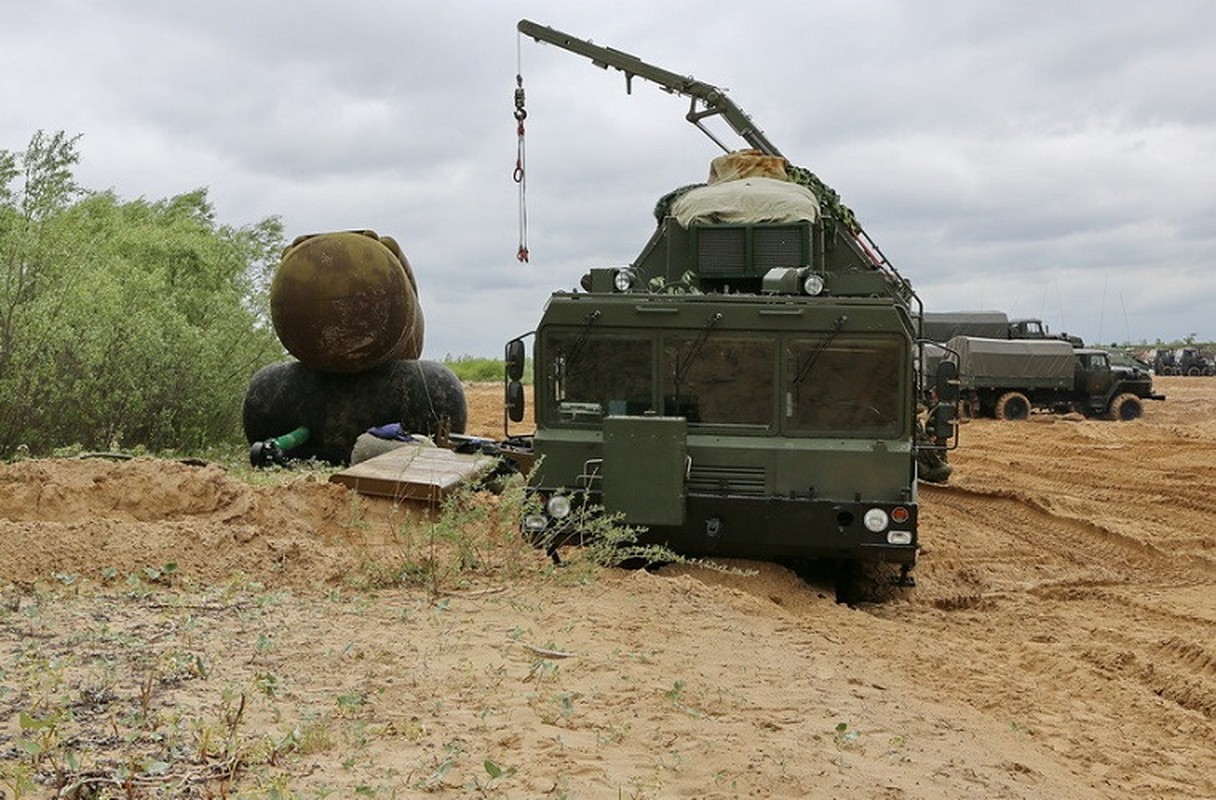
(517, 19, 782, 158)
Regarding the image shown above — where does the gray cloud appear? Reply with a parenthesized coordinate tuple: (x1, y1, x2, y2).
(3, 0, 1214, 356)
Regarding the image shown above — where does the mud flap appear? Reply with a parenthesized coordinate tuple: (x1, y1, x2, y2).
(602, 416, 687, 526)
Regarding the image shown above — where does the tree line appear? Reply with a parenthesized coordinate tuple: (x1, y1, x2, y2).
(0, 131, 286, 457)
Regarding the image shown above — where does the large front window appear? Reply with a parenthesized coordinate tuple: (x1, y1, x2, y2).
(784, 337, 903, 436)
(546, 333, 652, 422)
(661, 335, 775, 426)
(541, 327, 905, 436)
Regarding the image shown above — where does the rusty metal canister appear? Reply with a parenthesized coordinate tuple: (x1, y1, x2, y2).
(270, 230, 425, 373)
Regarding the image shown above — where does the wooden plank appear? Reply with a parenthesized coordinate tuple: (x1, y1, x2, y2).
(328, 443, 493, 502)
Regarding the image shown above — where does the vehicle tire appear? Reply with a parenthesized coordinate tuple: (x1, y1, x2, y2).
(1108, 393, 1143, 421)
(994, 391, 1031, 421)
(243, 358, 467, 451)
(1187, 367, 1202, 376)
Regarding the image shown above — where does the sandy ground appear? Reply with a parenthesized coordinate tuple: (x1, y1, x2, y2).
(1, 377, 1213, 798)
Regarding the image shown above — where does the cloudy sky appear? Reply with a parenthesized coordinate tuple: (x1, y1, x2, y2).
(4, 0, 1214, 357)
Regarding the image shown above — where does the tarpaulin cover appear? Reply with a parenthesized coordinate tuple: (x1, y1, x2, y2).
(921, 311, 1008, 342)
(948, 336, 1076, 388)
(671, 177, 820, 227)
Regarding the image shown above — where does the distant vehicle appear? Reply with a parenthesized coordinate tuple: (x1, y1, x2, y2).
(946, 336, 1164, 420)
(922, 310, 1083, 347)
(1150, 346, 1215, 376)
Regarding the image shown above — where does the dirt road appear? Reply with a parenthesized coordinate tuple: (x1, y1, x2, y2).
(0, 377, 1212, 798)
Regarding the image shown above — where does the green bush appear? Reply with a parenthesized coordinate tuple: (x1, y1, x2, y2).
(0, 131, 285, 456)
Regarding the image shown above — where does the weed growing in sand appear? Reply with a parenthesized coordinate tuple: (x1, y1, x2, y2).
(0, 587, 357, 798)
(664, 679, 709, 719)
(336, 689, 369, 715)
(833, 721, 862, 748)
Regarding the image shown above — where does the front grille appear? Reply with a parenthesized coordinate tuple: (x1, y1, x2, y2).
(687, 464, 767, 496)
(753, 227, 804, 267)
(696, 228, 746, 275)
(696, 226, 806, 276)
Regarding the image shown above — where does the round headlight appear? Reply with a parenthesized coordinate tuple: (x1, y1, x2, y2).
(546, 494, 573, 519)
(802, 273, 825, 296)
(613, 269, 635, 292)
(863, 508, 889, 533)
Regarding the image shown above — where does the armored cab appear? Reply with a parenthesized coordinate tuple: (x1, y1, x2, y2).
(510, 151, 950, 579)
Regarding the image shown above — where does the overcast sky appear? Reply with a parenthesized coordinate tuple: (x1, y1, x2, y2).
(4, 0, 1214, 356)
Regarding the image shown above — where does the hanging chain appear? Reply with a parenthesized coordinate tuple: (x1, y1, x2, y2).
(513, 37, 529, 263)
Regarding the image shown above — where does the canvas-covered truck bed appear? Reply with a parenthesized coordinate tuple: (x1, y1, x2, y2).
(948, 336, 1076, 390)
(922, 311, 1009, 342)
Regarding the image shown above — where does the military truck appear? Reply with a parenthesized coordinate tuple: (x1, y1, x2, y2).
(1152, 346, 1215, 376)
(922, 310, 1083, 346)
(946, 335, 1164, 420)
(503, 20, 958, 590)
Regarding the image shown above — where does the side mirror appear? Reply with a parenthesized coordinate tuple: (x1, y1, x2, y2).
(931, 360, 959, 442)
(930, 401, 955, 442)
(505, 339, 526, 382)
(934, 360, 959, 404)
(506, 380, 525, 423)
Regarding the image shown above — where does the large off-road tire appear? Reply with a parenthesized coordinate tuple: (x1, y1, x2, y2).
(994, 391, 1031, 421)
(243, 358, 466, 453)
(1107, 392, 1143, 421)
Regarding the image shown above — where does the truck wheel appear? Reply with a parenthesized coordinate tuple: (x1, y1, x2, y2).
(1108, 393, 1143, 421)
(994, 391, 1031, 421)
(1187, 367, 1202, 376)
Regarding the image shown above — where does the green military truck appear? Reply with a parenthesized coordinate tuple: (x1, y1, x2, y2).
(946, 335, 1164, 420)
(922, 310, 1083, 346)
(502, 21, 958, 591)
(1152, 346, 1215, 376)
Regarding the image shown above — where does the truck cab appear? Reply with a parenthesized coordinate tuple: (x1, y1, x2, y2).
(505, 160, 959, 584)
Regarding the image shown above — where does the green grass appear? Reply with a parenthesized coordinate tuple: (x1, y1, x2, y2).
(440, 355, 532, 384)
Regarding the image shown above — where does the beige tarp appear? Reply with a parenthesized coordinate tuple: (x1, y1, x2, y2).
(671, 177, 821, 227)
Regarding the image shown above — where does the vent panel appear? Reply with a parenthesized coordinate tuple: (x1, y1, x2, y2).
(687, 464, 767, 496)
(697, 229, 746, 275)
(753, 227, 804, 267)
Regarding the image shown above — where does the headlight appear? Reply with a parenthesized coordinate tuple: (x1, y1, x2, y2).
(546, 494, 573, 519)
(863, 508, 889, 533)
(613, 268, 635, 292)
(801, 272, 825, 296)
(523, 514, 549, 532)
(887, 530, 913, 545)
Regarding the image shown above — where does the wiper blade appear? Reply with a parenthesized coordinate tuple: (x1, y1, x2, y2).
(672, 312, 723, 391)
(791, 315, 847, 388)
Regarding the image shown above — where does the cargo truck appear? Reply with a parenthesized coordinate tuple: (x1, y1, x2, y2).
(922, 310, 1082, 346)
(947, 335, 1163, 420)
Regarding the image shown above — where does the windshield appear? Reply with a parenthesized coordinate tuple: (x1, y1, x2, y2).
(540, 328, 904, 436)
(784, 337, 903, 436)
(661, 335, 775, 426)
(545, 333, 652, 422)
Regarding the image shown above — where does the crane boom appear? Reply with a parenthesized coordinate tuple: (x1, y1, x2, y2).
(517, 19, 782, 158)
